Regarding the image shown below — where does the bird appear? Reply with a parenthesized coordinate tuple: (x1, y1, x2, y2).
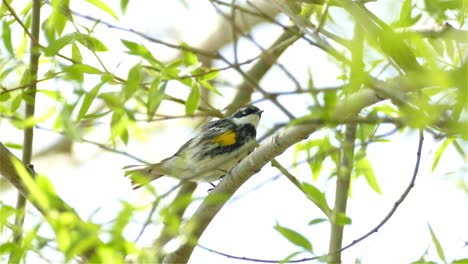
(123, 105, 263, 189)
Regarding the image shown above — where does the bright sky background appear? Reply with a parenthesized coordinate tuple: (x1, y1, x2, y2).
(1, 1, 467, 263)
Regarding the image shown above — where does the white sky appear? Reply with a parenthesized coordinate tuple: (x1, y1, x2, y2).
(1, 0, 467, 263)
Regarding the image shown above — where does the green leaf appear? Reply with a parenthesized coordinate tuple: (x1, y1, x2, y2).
(64, 64, 102, 75)
(44, 34, 75, 56)
(11, 94, 23, 112)
(0, 91, 11, 102)
(183, 49, 199, 66)
(85, 0, 119, 20)
(71, 43, 83, 63)
(55, 103, 81, 140)
(199, 69, 219, 81)
(199, 80, 221, 95)
(356, 157, 382, 194)
(275, 224, 313, 252)
(302, 183, 331, 216)
(335, 213, 352, 226)
(77, 35, 108, 52)
(121, 39, 158, 65)
(2, 21, 13, 54)
(432, 138, 453, 172)
(123, 64, 141, 99)
(3, 142, 22, 149)
(48, 0, 69, 37)
(428, 224, 446, 262)
(185, 84, 200, 115)
(0, 204, 15, 227)
(398, 0, 413, 26)
(77, 82, 104, 121)
(12, 159, 50, 210)
(120, 0, 129, 14)
(147, 79, 167, 120)
(453, 259, 468, 264)
(308, 218, 327, 225)
(111, 110, 129, 145)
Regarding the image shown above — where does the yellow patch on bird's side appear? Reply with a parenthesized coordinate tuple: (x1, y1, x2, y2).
(212, 130, 236, 145)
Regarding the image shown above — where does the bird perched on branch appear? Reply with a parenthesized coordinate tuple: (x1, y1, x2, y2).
(124, 105, 263, 189)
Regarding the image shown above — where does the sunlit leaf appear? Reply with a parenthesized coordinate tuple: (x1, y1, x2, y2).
(335, 213, 352, 226)
(356, 157, 381, 194)
(48, 0, 69, 37)
(147, 79, 167, 120)
(120, 0, 129, 14)
(121, 39, 159, 65)
(77, 82, 104, 121)
(183, 49, 198, 66)
(308, 218, 327, 225)
(11, 94, 23, 112)
(432, 138, 453, 172)
(12, 159, 50, 210)
(199, 80, 221, 95)
(275, 224, 313, 252)
(77, 35, 108, 52)
(44, 34, 75, 56)
(85, 0, 119, 20)
(0, 91, 11, 102)
(2, 21, 13, 54)
(428, 224, 446, 262)
(123, 64, 141, 100)
(185, 84, 200, 115)
(302, 183, 331, 216)
(199, 69, 219, 81)
(64, 64, 102, 75)
(71, 43, 83, 63)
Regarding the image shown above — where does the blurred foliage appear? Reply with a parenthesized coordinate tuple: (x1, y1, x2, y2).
(0, 0, 466, 263)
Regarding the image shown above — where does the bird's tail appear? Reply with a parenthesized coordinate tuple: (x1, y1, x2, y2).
(123, 163, 164, 189)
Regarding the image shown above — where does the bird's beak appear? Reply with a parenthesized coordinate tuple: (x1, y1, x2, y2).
(256, 109, 264, 116)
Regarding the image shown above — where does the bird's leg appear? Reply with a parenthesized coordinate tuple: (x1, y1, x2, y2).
(207, 182, 216, 193)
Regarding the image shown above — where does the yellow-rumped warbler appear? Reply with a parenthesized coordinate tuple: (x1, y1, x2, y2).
(124, 105, 263, 189)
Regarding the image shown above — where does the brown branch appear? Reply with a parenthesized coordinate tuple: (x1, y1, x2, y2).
(0, 142, 104, 259)
(194, 129, 424, 263)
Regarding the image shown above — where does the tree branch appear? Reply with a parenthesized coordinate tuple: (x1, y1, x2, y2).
(162, 66, 459, 263)
(0, 142, 104, 260)
(10, 0, 41, 262)
(328, 122, 357, 263)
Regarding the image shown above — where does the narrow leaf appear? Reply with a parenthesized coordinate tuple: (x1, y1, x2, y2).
(71, 43, 83, 63)
(64, 64, 102, 75)
(85, 0, 119, 20)
(428, 224, 446, 262)
(12, 159, 50, 210)
(123, 64, 141, 99)
(432, 138, 453, 172)
(356, 157, 382, 194)
(44, 34, 75, 56)
(2, 21, 13, 54)
(147, 79, 167, 120)
(275, 224, 313, 252)
(302, 183, 331, 216)
(77, 82, 104, 121)
(308, 218, 327, 225)
(185, 85, 200, 115)
(120, 0, 129, 14)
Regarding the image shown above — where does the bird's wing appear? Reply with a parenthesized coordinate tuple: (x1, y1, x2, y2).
(168, 119, 234, 158)
(199, 119, 235, 140)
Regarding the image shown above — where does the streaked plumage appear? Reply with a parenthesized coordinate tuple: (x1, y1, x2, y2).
(124, 105, 263, 189)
